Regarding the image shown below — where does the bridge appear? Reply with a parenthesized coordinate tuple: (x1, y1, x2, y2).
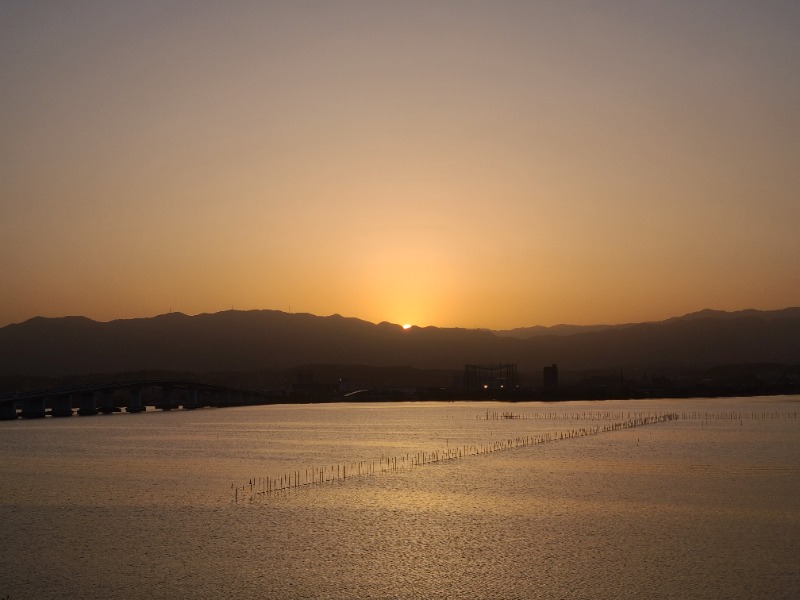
(0, 380, 275, 420)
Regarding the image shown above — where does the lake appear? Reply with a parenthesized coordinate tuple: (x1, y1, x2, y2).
(1, 397, 798, 599)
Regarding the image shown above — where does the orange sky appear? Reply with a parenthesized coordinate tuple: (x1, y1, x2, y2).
(2, 1, 799, 329)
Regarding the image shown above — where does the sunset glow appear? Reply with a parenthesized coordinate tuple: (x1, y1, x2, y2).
(2, 2, 799, 329)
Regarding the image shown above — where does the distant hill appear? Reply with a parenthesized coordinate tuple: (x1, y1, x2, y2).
(663, 307, 800, 323)
(491, 307, 800, 339)
(1, 308, 799, 380)
(491, 323, 619, 338)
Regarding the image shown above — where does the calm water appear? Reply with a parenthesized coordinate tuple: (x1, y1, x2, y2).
(1, 397, 798, 599)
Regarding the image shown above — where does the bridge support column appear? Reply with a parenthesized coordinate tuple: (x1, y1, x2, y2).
(78, 391, 98, 416)
(127, 388, 144, 413)
(51, 394, 73, 417)
(21, 397, 46, 419)
(161, 387, 175, 410)
(184, 388, 198, 409)
(0, 401, 17, 420)
(99, 391, 116, 414)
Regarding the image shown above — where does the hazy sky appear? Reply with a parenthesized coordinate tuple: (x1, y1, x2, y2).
(2, 1, 799, 329)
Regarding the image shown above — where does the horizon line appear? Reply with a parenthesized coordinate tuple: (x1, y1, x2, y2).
(3, 305, 799, 332)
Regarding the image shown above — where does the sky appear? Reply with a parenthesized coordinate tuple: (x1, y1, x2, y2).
(2, 1, 799, 330)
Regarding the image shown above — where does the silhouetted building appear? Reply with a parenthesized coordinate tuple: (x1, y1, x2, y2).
(543, 364, 559, 390)
(464, 363, 519, 391)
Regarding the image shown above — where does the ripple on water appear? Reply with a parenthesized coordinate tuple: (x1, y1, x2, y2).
(1, 399, 799, 599)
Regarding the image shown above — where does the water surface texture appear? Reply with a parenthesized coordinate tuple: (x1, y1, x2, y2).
(1, 397, 798, 599)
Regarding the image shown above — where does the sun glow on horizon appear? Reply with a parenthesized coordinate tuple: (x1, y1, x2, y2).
(1, 3, 798, 330)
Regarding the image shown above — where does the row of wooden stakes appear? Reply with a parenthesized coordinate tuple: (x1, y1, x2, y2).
(233, 412, 680, 503)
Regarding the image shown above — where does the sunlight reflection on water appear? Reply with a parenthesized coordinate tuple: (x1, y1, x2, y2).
(0, 397, 798, 599)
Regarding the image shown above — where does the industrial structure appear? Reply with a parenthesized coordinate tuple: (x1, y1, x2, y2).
(463, 363, 519, 391)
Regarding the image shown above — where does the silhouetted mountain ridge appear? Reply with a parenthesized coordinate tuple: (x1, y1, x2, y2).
(492, 307, 800, 338)
(1, 308, 799, 378)
(492, 323, 620, 338)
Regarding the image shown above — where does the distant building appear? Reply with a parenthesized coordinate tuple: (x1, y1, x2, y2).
(543, 364, 559, 390)
(464, 363, 519, 391)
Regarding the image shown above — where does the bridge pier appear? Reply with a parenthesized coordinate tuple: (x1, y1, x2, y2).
(0, 401, 17, 420)
(127, 388, 144, 413)
(78, 391, 98, 416)
(99, 391, 117, 414)
(1, 383, 270, 421)
(21, 397, 46, 419)
(184, 388, 199, 409)
(51, 394, 74, 417)
(161, 387, 175, 410)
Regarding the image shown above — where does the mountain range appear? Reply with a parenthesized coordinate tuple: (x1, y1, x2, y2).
(1, 308, 799, 385)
